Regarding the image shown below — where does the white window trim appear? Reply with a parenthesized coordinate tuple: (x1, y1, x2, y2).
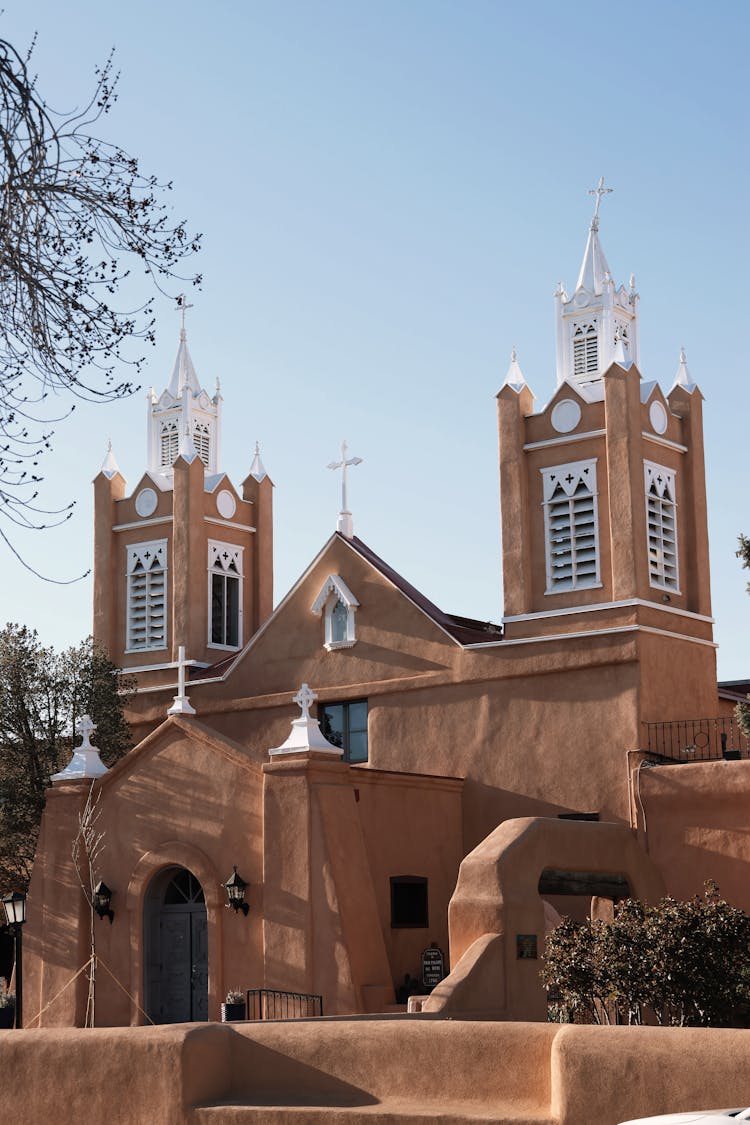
(311, 574, 359, 651)
(541, 459, 600, 594)
(644, 460, 681, 595)
(125, 539, 168, 653)
(207, 540, 244, 650)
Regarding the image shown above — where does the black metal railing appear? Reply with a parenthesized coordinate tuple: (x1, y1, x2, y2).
(245, 988, 323, 1021)
(642, 717, 750, 763)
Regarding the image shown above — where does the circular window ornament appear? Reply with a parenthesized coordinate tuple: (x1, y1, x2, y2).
(649, 401, 668, 436)
(134, 487, 158, 518)
(216, 489, 237, 520)
(551, 399, 582, 434)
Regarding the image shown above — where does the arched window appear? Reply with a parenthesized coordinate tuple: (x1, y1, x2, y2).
(160, 420, 179, 468)
(572, 323, 598, 378)
(126, 540, 168, 651)
(310, 574, 359, 650)
(208, 541, 243, 648)
(193, 421, 211, 467)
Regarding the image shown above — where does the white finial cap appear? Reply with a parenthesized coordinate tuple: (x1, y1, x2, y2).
(612, 326, 633, 369)
(672, 346, 697, 393)
(501, 346, 527, 392)
(100, 441, 121, 480)
(249, 441, 267, 482)
(178, 423, 199, 463)
(52, 715, 109, 782)
(268, 683, 343, 758)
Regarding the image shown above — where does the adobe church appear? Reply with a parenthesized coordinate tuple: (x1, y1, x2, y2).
(23, 185, 744, 1027)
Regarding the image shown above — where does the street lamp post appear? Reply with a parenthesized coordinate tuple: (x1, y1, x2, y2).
(2, 892, 27, 1028)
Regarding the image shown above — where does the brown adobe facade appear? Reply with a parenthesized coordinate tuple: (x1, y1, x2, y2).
(22, 194, 748, 1030)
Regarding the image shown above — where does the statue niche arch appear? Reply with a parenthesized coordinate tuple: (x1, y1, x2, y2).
(144, 865, 208, 1023)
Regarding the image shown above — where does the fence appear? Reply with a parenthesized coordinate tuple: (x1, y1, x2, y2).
(642, 716, 750, 763)
(245, 988, 323, 1021)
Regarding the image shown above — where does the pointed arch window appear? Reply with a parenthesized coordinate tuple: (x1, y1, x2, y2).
(542, 460, 600, 593)
(645, 462, 679, 592)
(311, 574, 359, 650)
(208, 541, 243, 648)
(160, 420, 180, 468)
(572, 323, 598, 378)
(193, 421, 211, 467)
(126, 540, 168, 651)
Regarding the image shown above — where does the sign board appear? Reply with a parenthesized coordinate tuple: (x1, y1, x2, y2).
(516, 933, 538, 960)
(421, 944, 445, 989)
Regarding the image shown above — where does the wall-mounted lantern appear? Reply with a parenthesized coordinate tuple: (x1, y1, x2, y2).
(93, 881, 115, 924)
(1, 891, 27, 1028)
(223, 866, 249, 916)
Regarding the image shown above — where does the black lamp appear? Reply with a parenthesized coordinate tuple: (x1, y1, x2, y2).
(93, 881, 115, 924)
(1, 891, 27, 1028)
(223, 866, 249, 916)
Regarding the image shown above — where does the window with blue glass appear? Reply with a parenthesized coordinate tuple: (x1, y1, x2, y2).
(319, 699, 368, 763)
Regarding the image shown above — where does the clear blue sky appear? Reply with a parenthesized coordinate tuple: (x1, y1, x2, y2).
(0, 0, 748, 682)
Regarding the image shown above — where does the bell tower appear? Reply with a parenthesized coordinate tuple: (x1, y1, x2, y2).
(497, 183, 717, 722)
(93, 315, 273, 690)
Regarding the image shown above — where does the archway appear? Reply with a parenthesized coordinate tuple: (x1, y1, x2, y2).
(144, 866, 208, 1024)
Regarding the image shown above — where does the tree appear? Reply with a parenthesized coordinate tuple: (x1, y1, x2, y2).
(542, 884, 750, 1027)
(0, 624, 134, 890)
(735, 536, 750, 739)
(0, 36, 200, 566)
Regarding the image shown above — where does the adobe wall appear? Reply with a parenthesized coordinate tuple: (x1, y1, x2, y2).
(637, 757, 750, 911)
(2, 1020, 750, 1125)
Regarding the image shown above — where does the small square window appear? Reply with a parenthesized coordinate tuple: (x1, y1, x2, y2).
(390, 876, 428, 929)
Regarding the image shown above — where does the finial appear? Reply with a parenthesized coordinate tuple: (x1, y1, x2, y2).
(672, 345, 696, 393)
(51, 714, 108, 782)
(502, 346, 527, 392)
(176, 293, 194, 339)
(629, 273, 636, 291)
(249, 440, 267, 482)
(587, 175, 613, 231)
(100, 440, 121, 479)
(328, 440, 363, 539)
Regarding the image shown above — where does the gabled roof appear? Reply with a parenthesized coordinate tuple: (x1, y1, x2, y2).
(189, 532, 503, 683)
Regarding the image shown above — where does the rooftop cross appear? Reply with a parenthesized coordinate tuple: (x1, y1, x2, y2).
(78, 714, 96, 749)
(588, 176, 613, 230)
(327, 440, 363, 539)
(167, 644, 196, 716)
(294, 683, 317, 722)
(176, 293, 194, 337)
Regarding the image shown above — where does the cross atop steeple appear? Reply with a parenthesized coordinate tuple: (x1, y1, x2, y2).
(176, 293, 194, 338)
(588, 176, 613, 231)
(328, 440, 363, 540)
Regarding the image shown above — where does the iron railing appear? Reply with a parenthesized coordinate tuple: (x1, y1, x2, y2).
(245, 988, 323, 1021)
(642, 716, 750, 763)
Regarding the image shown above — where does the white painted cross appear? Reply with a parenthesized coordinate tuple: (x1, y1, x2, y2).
(167, 644, 196, 716)
(327, 440, 363, 539)
(78, 714, 96, 749)
(294, 683, 317, 722)
(588, 176, 613, 228)
(176, 293, 194, 334)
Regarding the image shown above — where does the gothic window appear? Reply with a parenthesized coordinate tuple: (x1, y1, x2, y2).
(319, 699, 368, 763)
(542, 460, 600, 593)
(645, 462, 679, 592)
(310, 574, 359, 650)
(126, 540, 168, 651)
(208, 541, 243, 648)
(572, 323, 598, 378)
(193, 421, 211, 467)
(160, 420, 180, 468)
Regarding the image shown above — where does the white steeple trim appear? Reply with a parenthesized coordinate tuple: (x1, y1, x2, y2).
(555, 180, 640, 387)
(52, 715, 108, 782)
(100, 441, 121, 480)
(249, 441, 267, 482)
(268, 683, 343, 758)
(672, 347, 697, 393)
(328, 440, 362, 540)
(502, 346, 527, 392)
(167, 645, 196, 716)
(178, 422, 200, 464)
(167, 330, 202, 398)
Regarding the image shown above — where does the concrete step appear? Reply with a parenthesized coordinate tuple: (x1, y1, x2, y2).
(191, 1101, 557, 1124)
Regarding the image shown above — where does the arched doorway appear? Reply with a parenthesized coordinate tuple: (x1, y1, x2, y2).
(144, 866, 208, 1024)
